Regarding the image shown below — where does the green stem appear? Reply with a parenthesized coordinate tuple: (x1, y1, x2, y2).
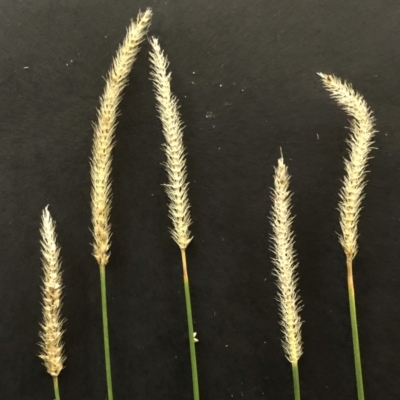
(291, 362, 301, 400)
(181, 249, 200, 400)
(100, 265, 114, 400)
(53, 376, 60, 400)
(347, 257, 365, 400)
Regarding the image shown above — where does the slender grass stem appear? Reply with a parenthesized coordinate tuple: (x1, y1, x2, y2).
(291, 362, 301, 400)
(347, 257, 365, 400)
(180, 249, 200, 400)
(53, 376, 61, 400)
(100, 265, 113, 400)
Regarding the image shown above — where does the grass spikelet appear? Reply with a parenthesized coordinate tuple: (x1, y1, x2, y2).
(270, 153, 303, 400)
(90, 10, 152, 400)
(318, 72, 377, 400)
(149, 36, 199, 400)
(91, 8, 153, 269)
(318, 73, 377, 261)
(39, 206, 65, 400)
(148, 36, 192, 250)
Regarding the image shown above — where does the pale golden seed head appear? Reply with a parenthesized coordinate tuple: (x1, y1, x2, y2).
(318, 73, 377, 260)
(39, 206, 66, 377)
(90, 9, 152, 267)
(149, 36, 193, 250)
(270, 154, 303, 363)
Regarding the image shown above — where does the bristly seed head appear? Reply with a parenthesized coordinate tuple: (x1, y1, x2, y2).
(148, 37, 193, 250)
(270, 154, 303, 364)
(90, 9, 153, 268)
(39, 206, 66, 377)
(318, 72, 377, 260)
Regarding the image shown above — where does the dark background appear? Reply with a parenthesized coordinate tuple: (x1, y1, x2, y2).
(1, 0, 400, 399)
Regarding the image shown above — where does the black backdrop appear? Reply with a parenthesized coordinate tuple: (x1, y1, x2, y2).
(1, 0, 400, 399)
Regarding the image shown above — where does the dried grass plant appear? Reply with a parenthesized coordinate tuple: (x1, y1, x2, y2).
(318, 72, 377, 400)
(270, 153, 303, 400)
(148, 37, 199, 400)
(39, 206, 65, 400)
(90, 9, 152, 400)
